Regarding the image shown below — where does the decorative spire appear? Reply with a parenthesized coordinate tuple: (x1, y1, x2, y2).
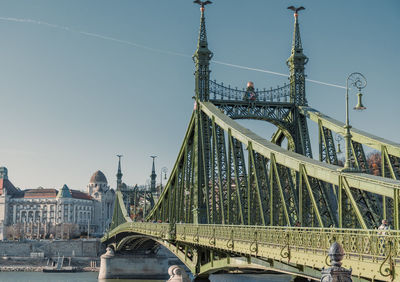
(0, 167, 8, 180)
(193, 1, 213, 101)
(287, 6, 308, 106)
(150, 156, 157, 193)
(57, 184, 72, 199)
(116, 155, 123, 191)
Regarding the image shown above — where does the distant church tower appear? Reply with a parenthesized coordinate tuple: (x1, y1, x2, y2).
(150, 156, 157, 193)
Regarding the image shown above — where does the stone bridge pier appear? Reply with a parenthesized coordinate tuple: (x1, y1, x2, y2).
(98, 246, 188, 280)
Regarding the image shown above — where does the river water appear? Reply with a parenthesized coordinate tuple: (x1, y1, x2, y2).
(0, 272, 293, 281)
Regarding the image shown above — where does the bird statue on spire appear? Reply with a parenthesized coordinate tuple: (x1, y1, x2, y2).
(194, 0, 212, 11)
(287, 6, 305, 17)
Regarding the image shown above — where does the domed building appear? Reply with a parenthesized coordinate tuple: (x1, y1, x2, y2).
(87, 170, 115, 235)
(88, 170, 108, 196)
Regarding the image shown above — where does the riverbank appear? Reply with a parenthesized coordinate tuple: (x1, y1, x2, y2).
(0, 239, 102, 257)
(0, 257, 99, 272)
(0, 271, 292, 282)
(0, 265, 99, 272)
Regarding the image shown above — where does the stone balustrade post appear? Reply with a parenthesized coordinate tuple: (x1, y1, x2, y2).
(321, 242, 352, 282)
(167, 265, 190, 282)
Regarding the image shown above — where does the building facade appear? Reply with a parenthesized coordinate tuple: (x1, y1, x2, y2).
(0, 167, 114, 240)
(86, 170, 115, 235)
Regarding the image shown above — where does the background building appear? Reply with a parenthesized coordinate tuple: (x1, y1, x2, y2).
(0, 167, 114, 240)
(86, 170, 115, 235)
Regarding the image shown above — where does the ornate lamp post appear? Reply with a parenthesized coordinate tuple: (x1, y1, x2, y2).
(335, 134, 343, 155)
(144, 179, 151, 218)
(160, 167, 168, 193)
(342, 72, 367, 172)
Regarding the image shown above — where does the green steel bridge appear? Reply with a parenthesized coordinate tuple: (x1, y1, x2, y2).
(102, 5, 400, 281)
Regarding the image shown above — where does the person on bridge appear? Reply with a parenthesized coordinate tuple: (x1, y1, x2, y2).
(378, 219, 389, 235)
(243, 81, 257, 106)
(378, 219, 390, 256)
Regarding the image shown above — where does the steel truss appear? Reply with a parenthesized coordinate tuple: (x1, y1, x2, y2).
(103, 5, 400, 281)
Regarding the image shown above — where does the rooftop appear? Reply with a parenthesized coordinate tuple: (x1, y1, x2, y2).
(89, 170, 107, 184)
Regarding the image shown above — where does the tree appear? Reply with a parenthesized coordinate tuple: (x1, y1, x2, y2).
(62, 223, 80, 239)
(6, 223, 24, 240)
(366, 151, 381, 176)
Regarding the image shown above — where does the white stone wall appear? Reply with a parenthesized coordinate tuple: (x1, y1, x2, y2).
(0, 192, 8, 240)
(7, 197, 94, 234)
(87, 181, 115, 235)
(0, 239, 101, 257)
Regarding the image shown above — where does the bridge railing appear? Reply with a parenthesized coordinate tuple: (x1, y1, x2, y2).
(111, 222, 400, 260)
(209, 80, 290, 102)
(176, 224, 400, 260)
(127, 222, 173, 240)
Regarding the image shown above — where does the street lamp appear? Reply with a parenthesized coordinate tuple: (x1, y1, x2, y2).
(335, 133, 343, 155)
(160, 167, 168, 193)
(342, 72, 367, 172)
(144, 179, 150, 218)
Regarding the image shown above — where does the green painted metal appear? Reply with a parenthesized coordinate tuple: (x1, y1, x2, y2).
(102, 5, 400, 282)
(300, 106, 400, 159)
(228, 132, 245, 225)
(318, 121, 338, 165)
(299, 164, 323, 227)
(109, 190, 131, 231)
(201, 101, 400, 198)
(131, 97, 400, 279)
(102, 222, 400, 281)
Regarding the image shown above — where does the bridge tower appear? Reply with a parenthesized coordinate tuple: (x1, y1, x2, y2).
(150, 156, 157, 193)
(286, 7, 312, 157)
(193, 2, 213, 102)
(116, 155, 123, 191)
(192, 1, 213, 225)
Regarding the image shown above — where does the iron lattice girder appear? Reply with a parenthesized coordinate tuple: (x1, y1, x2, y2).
(300, 106, 400, 159)
(145, 101, 399, 231)
(211, 100, 312, 158)
(318, 122, 382, 228)
(318, 123, 338, 165)
(382, 146, 400, 180)
(200, 102, 400, 198)
(110, 190, 131, 230)
(146, 113, 196, 220)
(230, 135, 248, 225)
(211, 100, 294, 126)
(351, 140, 369, 173)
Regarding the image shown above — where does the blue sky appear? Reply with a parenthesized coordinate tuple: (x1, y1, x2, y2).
(0, 0, 398, 190)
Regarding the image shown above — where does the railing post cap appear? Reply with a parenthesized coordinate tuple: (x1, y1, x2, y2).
(328, 242, 344, 267)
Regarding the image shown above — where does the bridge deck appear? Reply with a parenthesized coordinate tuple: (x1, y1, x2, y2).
(103, 222, 400, 281)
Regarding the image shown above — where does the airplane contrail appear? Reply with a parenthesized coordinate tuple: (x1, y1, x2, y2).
(0, 16, 346, 89)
